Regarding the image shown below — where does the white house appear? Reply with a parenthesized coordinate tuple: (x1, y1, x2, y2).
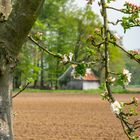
(59, 66, 100, 90)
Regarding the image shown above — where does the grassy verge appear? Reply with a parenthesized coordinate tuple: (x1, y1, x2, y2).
(13, 88, 103, 94)
(12, 87, 140, 94)
(128, 85, 140, 88)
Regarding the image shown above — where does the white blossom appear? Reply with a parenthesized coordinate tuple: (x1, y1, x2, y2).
(108, 76, 116, 82)
(62, 54, 68, 63)
(69, 52, 73, 61)
(111, 77, 116, 82)
(123, 69, 129, 75)
(111, 101, 122, 115)
(123, 69, 132, 85)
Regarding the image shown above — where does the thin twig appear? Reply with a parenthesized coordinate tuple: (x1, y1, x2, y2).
(107, 6, 123, 13)
(91, 41, 105, 47)
(127, 24, 140, 28)
(108, 20, 122, 26)
(107, 6, 136, 14)
(120, 119, 131, 139)
(12, 82, 31, 98)
(134, 126, 140, 130)
(28, 35, 82, 65)
(28, 35, 62, 59)
(109, 71, 120, 75)
(109, 41, 140, 64)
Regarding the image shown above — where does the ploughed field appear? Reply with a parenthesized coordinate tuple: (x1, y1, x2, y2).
(13, 93, 140, 140)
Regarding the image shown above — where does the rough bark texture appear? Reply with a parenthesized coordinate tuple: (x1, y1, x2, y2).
(0, 0, 45, 139)
(0, 0, 11, 20)
(0, 72, 13, 140)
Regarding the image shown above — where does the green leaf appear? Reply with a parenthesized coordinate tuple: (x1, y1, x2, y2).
(75, 63, 86, 76)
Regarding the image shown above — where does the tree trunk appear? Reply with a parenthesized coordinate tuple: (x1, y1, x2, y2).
(55, 59, 60, 89)
(0, 0, 12, 19)
(40, 51, 44, 89)
(0, 72, 13, 140)
(0, 0, 13, 139)
(74, 20, 82, 61)
(34, 59, 39, 88)
(13, 71, 21, 89)
(0, 0, 45, 139)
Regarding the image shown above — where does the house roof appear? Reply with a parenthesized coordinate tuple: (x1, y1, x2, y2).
(83, 68, 99, 81)
(58, 66, 73, 81)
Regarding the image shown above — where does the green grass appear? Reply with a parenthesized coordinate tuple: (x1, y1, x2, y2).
(128, 85, 140, 88)
(12, 87, 140, 95)
(13, 88, 103, 94)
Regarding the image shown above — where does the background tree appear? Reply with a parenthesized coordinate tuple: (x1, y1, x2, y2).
(125, 53, 140, 85)
(13, 0, 127, 90)
(14, 2, 102, 89)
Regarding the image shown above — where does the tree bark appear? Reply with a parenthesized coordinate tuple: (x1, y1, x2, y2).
(40, 51, 44, 89)
(0, 0, 12, 20)
(0, 0, 45, 139)
(0, 72, 13, 140)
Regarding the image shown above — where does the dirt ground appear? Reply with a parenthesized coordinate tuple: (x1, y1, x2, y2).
(13, 93, 140, 140)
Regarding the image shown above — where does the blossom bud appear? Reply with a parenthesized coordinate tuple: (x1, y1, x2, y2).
(108, 76, 116, 83)
(95, 28, 100, 33)
(113, 33, 120, 40)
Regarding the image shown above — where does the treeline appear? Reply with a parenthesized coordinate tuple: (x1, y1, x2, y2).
(13, 0, 140, 89)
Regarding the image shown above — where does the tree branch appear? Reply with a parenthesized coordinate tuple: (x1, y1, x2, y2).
(28, 36, 63, 59)
(107, 6, 136, 14)
(109, 41, 140, 64)
(107, 6, 123, 13)
(12, 82, 31, 98)
(28, 35, 84, 65)
(108, 20, 122, 26)
(101, 0, 114, 102)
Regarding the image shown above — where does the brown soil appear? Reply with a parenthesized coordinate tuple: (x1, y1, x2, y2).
(13, 93, 140, 140)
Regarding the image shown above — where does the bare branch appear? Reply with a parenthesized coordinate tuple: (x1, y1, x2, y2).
(120, 119, 131, 139)
(107, 6, 123, 13)
(109, 41, 140, 64)
(12, 82, 31, 98)
(108, 20, 122, 26)
(28, 35, 91, 66)
(107, 6, 136, 14)
(28, 35, 63, 59)
(101, 0, 115, 102)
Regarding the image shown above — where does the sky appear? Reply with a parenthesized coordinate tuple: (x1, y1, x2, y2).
(75, 0, 140, 50)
